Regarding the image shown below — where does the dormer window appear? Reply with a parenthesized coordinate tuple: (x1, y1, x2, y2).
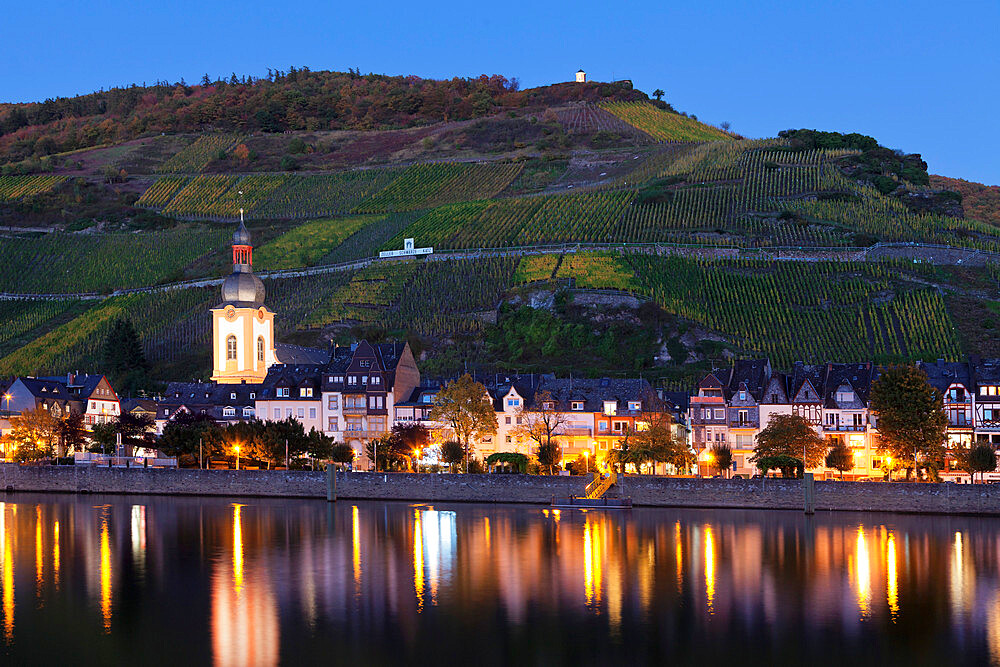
(362, 376, 368, 385)
(300, 387, 314, 398)
(628, 401, 640, 412)
(507, 398, 520, 408)
(250, 392, 255, 400)
(348, 376, 357, 386)
(603, 401, 617, 416)
(230, 392, 237, 400)
(542, 401, 555, 410)
(335, 376, 344, 383)
(372, 377, 381, 385)
(277, 387, 290, 398)
(571, 401, 584, 411)
(739, 391, 746, 401)
(223, 407, 236, 417)
(360, 360, 370, 368)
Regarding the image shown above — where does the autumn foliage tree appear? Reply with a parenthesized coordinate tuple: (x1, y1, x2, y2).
(752, 413, 828, 473)
(429, 374, 497, 473)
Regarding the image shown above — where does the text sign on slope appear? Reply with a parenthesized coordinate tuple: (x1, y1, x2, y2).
(379, 238, 433, 258)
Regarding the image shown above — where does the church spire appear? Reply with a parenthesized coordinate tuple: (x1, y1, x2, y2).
(232, 218, 252, 269)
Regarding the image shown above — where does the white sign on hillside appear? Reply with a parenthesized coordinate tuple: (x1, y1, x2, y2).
(379, 238, 433, 258)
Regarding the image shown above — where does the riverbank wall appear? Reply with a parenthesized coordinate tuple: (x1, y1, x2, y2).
(2, 465, 1000, 515)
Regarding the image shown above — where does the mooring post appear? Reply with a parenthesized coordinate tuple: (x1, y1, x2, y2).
(804, 472, 815, 514)
(326, 463, 336, 502)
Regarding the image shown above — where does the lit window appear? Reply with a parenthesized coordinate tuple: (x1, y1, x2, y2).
(572, 402, 584, 411)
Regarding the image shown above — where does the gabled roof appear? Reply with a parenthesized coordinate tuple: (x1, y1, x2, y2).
(260, 364, 323, 398)
(822, 363, 873, 408)
(160, 381, 262, 407)
(727, 359, 770, 400)
(536, 378, 655, 413)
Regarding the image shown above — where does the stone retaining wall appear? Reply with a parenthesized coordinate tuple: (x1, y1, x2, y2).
(2, 465, 999, 515)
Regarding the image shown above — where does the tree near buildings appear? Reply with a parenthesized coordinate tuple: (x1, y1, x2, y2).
(1, 406, 58, 461)
(330, 443, 356, 467)
(439, 440, 465, 473)
(752, 413, 828, 473)
(870, 364, 948, 481)
(158, 412, 224, 464)
(710, 443, 733, 477)
(57, 412, 88, 457)
(958, 442, 998, 483)
(630, 407, 692, 474)
(516, 391, 565, 474)
(825, 441, 855, 480)
(429, 374, 498, 473)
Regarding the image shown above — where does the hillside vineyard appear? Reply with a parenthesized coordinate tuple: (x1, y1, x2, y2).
(0, 72, 996, 382)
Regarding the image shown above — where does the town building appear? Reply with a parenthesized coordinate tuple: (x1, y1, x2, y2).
(2, 373, 120, 427)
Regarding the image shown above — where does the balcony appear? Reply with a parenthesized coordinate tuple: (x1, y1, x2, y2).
(558, 427, 593, 437)
(729, 421, 756, 429)
(342, 406, 368, 415)
(339, 429, 388, 440)
(823, 423, 866, 432)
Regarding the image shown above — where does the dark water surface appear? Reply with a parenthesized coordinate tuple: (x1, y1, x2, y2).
(0, 494, 998, 665)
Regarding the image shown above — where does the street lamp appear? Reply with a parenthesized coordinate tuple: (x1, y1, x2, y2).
(3, 393, 11, 417)
(583, 449, 589, 474)
(234, 444, 241, 471)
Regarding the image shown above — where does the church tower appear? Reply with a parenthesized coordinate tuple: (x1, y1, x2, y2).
(210, 220, 276, 384)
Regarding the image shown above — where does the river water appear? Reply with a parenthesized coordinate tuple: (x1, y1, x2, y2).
(0, 494, 997, 665)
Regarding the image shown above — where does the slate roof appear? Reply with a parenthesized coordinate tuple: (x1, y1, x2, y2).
(158, 381, 262, 422)
(258, 364, 324, 400)
(275, 344, 330, 365)
(918, 360, 973, 394)
(537, 377, 655, 413)
(726, 359, 770, 400)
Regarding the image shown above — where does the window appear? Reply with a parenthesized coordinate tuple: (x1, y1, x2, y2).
(243, 408, 254, 417)
(516, 417, 522, 425)
(309, 408, 317, 419)
(853, 413, 864, 427)
(542, 401, 555, 410)
(505, 416, 511, 425)
(571, 401, 584, 411)
(506, 435, 512, 444)
(826, 412, 837, 425)
(507, 398, 520, 407)
(277, 387, 290, 398)
(286, 409, 292, 418)
(346, 418, 363, 432)
(257, 336, 265, 363)
(604, 401, 617, 416)
(298, 408, 306, 419)
(274, 408, 281, 419)
(421, 394, 436, 404)
(335, 376, 344, 384)
(230, 392, 237, 400)
(599, 420, 608, 431)
(599, 440, 608, 450)
(369, 417, 386, 433)
(328, 417, 339, 431)
(738, 410, 748, 424)
(90, 401, 96, 410)
(739, 391, 746, 401)
(328, 395, 339, 410)
(613, 421, 626, 432)
(226, 335, 237, 361)
(714, 409, 725, 420)
(628, 401, 640, 411)
(359, 360, 370, 368)
(300, 387, 313, 398)
(372, 376, 381, 385)
(249, 393, 255, 400)
(368, 395, 384, 410)
(348, 376, 357, 386)
(362, 376, 368, 385)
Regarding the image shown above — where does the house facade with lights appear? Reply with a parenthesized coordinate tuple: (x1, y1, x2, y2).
(3, 373, 120, 427)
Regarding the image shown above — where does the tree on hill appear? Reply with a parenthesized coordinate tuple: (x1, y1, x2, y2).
(752, 413, 828, 472)
(429, 374, 497, 473)
(869, 364, 948, 481)
(102, 317, 151, 397)
(652, 89, 665, 101)
(825, 442, 855, 480)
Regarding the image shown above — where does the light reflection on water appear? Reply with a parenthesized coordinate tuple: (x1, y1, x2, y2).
(0, 495, 996, 664)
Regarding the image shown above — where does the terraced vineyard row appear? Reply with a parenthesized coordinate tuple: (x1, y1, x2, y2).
(0, 300, 88, 359)
(253, 215, 381, 271)
(513, 255, 559, 284)
(0, 174, 67, 201)
(0, 230, 228, 294)
(156, 134, 244, 173)
(600, 102, 734, 142)
(304, 261, 422, 327)
(255, 170, 397, 219)
(135, 175, 188, 207)
(0, 287, 220, 376)
(556, 253, 638, 290)
(357, 162, 523, 213)
(623, 255, 961, 366)
(387, 190, 633, 249)
(553, 103, 654, 143)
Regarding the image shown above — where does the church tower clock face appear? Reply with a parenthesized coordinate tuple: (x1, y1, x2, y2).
(257, 307, 266, 321)
(225, 307, 237, 322)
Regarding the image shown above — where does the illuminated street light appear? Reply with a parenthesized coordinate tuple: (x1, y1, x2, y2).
(583, 449, 589, 474)
(234, 444, 241, 471)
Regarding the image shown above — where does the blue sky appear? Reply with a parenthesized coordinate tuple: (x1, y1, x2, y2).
(3, 0, 998, 183)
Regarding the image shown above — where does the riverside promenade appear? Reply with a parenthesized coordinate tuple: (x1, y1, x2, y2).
(2, 464, 1000, 515)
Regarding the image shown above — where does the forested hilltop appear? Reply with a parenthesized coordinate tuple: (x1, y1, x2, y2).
(0, 69, 997, 388)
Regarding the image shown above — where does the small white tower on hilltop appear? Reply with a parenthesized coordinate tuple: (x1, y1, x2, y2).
(575, 69, 586, 83)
